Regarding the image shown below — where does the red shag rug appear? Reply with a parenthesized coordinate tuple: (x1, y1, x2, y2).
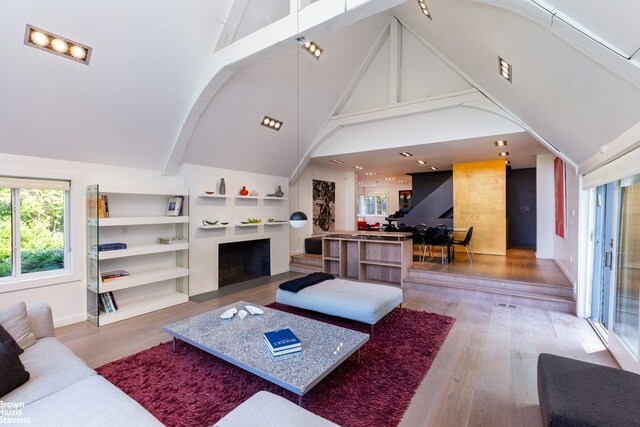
(97, 304, 455, 427)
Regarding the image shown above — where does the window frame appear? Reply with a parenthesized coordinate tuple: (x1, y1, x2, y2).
(0, 168, 81, 293)
(357, 193, 389, 217)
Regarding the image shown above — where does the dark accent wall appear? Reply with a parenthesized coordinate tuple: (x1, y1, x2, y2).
(506, 168, 536, 248)
(401, 171, 453, 227)
(219, 239, 271, 287)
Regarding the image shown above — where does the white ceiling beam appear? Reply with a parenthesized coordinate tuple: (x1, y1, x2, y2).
(473, 0, 640, 89)
(389, 17, 401, 104)
(162, 0, 406, 176)
(289, 18, 392, 184)
(394, 14, 574, 168)
(215, 0, 250, 52)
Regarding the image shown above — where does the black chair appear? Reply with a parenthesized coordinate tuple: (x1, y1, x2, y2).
(451, 226, 474, 264)
(428, 225, 451, 264)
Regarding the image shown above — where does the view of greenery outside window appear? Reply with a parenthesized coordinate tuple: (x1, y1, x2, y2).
(357, 194, 388, 216)
(0, 178, 67, 280)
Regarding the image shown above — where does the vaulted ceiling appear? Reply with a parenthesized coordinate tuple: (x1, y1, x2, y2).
(1, 0, 638, 178)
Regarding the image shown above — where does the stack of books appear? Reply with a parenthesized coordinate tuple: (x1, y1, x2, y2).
(99, 292, 119, 313)
(101, 270, 130, 282)
(94, 242, 127, 252)
(263, 328, 301, 356)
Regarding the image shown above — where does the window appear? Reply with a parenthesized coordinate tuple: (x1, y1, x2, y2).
(0, 177, 69, 281)
(357, 194, 388, 216)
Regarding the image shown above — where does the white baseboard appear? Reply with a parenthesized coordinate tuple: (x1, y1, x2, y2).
(53, 313, 87, 328)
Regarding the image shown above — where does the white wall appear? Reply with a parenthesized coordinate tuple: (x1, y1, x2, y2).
(180, 163, 290, 296)
(289, 164, 356, 254)
(553, 163, 581, 288)
(358, 182, 410, 224)
(536, 154, 554, 259)
(0, 153, 178, 326)
(0, 154, 291, 325)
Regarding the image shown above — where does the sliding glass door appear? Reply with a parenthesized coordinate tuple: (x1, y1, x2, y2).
(612, 176, 640, 359)
(590, 183, 614, 334)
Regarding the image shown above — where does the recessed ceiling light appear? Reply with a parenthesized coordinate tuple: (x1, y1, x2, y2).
(297, 37, 323, 60)
(498, 57, 512, 82)
(416, 160, 426, 165)
(358, 182, 364, 185)
(354, 165, 363, 170)
(399, 152, 413, 157)
(24, 24, 92, 64)
(330, 159, 344, 164)
(429, 166, 438, 171)
(260, 115, 283, 131)
(505, 160, 511, 166)
(365, 172, 377, 176)
(385, 177, 396, 181)
(494, 140, 507, 147)
(499, 151, 509, 157)
(417, 0, 432, 19)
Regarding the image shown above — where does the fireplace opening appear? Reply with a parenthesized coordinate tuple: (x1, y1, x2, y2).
(218, 239, 271, 287)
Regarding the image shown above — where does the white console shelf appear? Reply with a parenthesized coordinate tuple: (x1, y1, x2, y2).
(87, 185, 189, 326)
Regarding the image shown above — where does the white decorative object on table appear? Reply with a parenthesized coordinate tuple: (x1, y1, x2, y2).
(220, 308, 237, 319)
(237, 309, 248, 320)
(245, 305, 264, 315)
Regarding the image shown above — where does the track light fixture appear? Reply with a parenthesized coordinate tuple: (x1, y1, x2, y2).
(24, 24, 92, 64)
(260, 115, 283, 131)
(417, 0, 432, 19)
(296, 37, 323, 60)
(499, 57, 512, 82)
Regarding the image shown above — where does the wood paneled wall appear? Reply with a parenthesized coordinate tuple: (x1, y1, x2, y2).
(453, 160, 506, 256)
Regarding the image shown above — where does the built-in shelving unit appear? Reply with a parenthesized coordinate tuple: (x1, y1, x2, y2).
(197, 224, 230, 230)
(87, 185, 189, 326)
(322, 231, 413, 287)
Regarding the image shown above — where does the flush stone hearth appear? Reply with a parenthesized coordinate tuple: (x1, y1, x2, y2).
(218, 239, 271, 287)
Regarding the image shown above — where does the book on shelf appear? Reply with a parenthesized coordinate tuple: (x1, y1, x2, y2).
(92, 242, 127, 252)
(157, 237, 187, 244)
(263, 329, 301, 352)
(97, 195, 110, 218)
(99, 292, 119, 313)
(101, 270, 130, 282)
(109, 291, 119, 311)
(166, 196, 184, 217)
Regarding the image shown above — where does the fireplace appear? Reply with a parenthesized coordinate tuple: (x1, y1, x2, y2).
(218, 239, 271, 287)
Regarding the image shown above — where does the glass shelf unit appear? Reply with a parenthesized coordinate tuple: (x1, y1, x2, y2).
(87, 185, 189, 326)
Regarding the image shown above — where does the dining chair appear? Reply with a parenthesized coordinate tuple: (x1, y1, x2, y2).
(430, 225, 451, 263)
(452, 226, 474, 264)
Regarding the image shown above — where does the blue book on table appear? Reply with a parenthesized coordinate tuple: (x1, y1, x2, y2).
(263, 328, 301, 351)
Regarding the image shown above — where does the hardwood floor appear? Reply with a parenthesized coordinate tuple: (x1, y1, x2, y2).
(412, 248, 572, 287)
(56, 276, 616, 427)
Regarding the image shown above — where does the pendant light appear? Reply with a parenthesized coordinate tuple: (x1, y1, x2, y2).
(290, 6, 308, 229)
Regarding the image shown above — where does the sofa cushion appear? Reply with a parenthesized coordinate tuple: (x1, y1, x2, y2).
(4, 337, 95, 405)
(279, 272, 335, 293)
(0, 302, 36, 349)
(21, 375, 163, 426)
(0, 340, 30, 398)
(0, 324, 23, 356)
(215, 391, 338, 427)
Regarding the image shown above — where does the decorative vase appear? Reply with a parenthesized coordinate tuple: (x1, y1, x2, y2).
(219, 178, 226, 195)
(275, 185, 284, 198)
(239, 186, 249, 196)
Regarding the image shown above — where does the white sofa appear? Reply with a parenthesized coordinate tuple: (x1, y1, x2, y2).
(3, 303, 162, 426)
(2, 303, 337, 427)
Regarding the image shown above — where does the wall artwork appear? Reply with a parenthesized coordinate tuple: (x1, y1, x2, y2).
(554, 156, 566, 238)
(312, 179, 335, 233)
(399, 190, 412, 210)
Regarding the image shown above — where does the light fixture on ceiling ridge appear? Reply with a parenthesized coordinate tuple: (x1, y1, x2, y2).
(296, 36, 323, 60)
(494, 140, 507, 147)
(399, 152, 413, 157)
(330, 159, 344, 164)
(365, 172, 377, 176)
(499, 151, 509, 157)
(24, 24, 92, 64)
(417, 0, 432, 19)
(429, 166, 438, 171)
(498, 57, 512, 82)
(260, 115, 283, 131)
(385, 177, 396, 181)
(354, 165, 363, 170)
(416, 160, 426, 165)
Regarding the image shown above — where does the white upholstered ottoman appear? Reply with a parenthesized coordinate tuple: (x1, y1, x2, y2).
(214, 391, 337, 427)
(275, 278, 403, 333)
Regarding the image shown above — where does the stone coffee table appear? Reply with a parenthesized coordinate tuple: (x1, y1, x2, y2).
(162, 301, 369, 405)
